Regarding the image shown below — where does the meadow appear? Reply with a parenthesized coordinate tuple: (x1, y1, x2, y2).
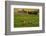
(14, 14, 39, 27)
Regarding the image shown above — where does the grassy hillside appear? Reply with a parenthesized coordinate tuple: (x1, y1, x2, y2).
(14, 14, 39, 27)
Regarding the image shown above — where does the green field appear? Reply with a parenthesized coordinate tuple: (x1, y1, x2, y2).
(14, 14, 39, 27)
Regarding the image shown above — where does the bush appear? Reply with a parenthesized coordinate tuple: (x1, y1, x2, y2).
(32, 11, 38, 15)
